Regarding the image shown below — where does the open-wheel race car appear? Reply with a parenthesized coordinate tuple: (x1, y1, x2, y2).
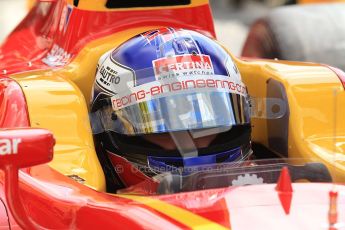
(0, 0, 345, 229)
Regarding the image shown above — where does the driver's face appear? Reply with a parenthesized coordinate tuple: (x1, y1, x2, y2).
(143, 133, 217, 150)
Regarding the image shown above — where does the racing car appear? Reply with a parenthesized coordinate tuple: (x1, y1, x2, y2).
(0, 0, 345, 229)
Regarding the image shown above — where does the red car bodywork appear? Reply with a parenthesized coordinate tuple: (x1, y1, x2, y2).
(0, 1, 343, 229)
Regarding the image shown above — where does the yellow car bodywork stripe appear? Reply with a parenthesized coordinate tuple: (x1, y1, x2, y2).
(117, 194, 229, 230)
(68, 0, 209, 11)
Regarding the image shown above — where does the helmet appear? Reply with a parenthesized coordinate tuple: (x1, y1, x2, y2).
(90, 28, 252, 191)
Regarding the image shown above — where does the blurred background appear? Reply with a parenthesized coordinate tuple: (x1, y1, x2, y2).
(210, 0, 270, 55)
(0, 0, 27, 42)
(0, 0, 273, 56)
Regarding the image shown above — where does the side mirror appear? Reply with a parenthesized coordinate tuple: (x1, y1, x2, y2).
(0, 128, 55, 230)
(0, 128, 55, 169)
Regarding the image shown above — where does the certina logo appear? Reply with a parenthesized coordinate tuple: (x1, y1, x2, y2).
(0, 138, 21, 155)
(153, 55, 214, 80)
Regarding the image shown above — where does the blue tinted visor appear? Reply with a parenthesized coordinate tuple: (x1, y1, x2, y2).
(97, 90, 250, 135)
(95, 73, 250, 135)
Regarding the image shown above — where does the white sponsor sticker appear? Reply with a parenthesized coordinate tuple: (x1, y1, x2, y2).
(42, 44, 72, 67)
(95, 53, 135, 95)
(111, 74, 247, 111)
(0, 138, 21, 155)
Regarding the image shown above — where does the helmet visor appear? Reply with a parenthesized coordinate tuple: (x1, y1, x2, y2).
(95, 74, 250, 135)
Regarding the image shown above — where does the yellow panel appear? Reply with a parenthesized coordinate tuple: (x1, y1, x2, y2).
(236, 57, 345, 181)
(12, 73, 106, 191)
